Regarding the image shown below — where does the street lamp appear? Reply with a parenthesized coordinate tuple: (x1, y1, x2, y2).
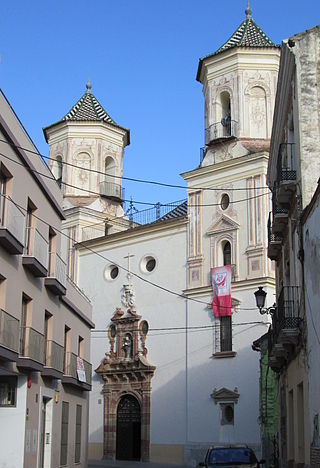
(254, 286, 275, 315)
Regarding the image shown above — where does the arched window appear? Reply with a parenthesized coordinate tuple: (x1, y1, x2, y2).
(52, 156, 62, 188)
(219, 92, 231, 136)
(105, 157, 116, 181)
(223, 241, 231, 266)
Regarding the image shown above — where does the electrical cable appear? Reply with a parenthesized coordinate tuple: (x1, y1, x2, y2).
(2, 193, 264, 312)
(0, 150, 270, 207)
(0, 138, 271, 192)
(90, 320, 269, 334)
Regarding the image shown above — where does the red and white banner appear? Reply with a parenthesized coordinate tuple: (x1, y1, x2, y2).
(211, 265, 232, 317)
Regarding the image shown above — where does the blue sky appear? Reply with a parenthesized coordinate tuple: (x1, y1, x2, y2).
(1, 0, 319, 209)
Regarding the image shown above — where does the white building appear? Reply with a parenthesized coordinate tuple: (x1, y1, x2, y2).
(46, 6, 280, 466)
(0, 86, 93, 468)
(267, 25, 320, 468)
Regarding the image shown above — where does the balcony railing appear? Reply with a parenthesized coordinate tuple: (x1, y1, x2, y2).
(272, 193, 289, 233)
(0, 308, 19, 353)
(23, 227, 48, 276)
(276, 143, 296, 206)
(48, 252, 66, 287)
(0, 196, 25, 254)
(20, 326, 45, 363)
(268, 286, 302, 371)
(64, 352, 92, 385)
(45, 340, 64, 372)
(277, 143, 296, 183)
(99, 181, 123, 201)
(83, 359, 92, 385)
(205, 120, 238, 145)
(267, 213, 282, 260)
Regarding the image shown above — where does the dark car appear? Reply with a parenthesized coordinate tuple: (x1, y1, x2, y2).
(199, 445, 265, 468)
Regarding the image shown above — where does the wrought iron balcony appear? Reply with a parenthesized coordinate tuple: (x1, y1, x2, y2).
(272, 193, 289, 234)
(62, 352, 92, 390)
(0, 196, 25, 254)
(45, 252, 67, 296)
(0, 308, 19, 361)
(42, 340, 64, 378)
(22, 227, 48, 277)
(99, 180, 123, 202)
(268, 286, 302, 372)
(205, 120, 238, 145)
(267, 214, 282, 261)
(18, 326, 45, 371)
(276, 143, 296, 206)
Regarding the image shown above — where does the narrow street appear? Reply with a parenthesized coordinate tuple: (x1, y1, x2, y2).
(88, 460, 192, 468)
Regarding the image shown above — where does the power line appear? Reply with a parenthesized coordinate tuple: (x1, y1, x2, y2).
(3, 193, 262, 312)
(91, 320, 268, 334)
(0, 150, 270, 207)
(0, 138, 271, 192)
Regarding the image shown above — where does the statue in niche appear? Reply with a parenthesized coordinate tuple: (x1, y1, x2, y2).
(123, 334, 133, 359)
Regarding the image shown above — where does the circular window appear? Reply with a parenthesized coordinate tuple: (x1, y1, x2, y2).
(110, 266, 119, 279)
(108, 324, 116, 338)
(141, 255, 157, 274)
(220, 193, 230, 210)
(140, 320, 149, 336)
(146, 258, 156, 272)
(104, 264, 119, 281)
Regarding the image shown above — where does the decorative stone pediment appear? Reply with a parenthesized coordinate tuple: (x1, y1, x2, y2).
(207, 215, 240, 236)
(96, 293, 155, 461)
(211, 387, 240, 404)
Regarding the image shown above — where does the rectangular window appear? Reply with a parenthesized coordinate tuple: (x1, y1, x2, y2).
(0, 275, 6, 310)
(220, 316, 232, 352)
(48, 228, 56, 276)
(24, 199, 36, 255)
(67, 226, 77, 281)
(44, 311, 52, 364)
(20, 294, 30, 356)
(75, 404, 82, 463)
(63, 326, 70, 373)
(0, 171, 6, 226)
(0, 377, 17, 406)
(60, 401, 69, 466)
(78, 336, 84, 358)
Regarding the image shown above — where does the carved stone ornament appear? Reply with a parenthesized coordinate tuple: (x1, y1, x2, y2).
(121, 284, 136, 310)
(95, 300, 155, 462)
(211, 387, 240, 404)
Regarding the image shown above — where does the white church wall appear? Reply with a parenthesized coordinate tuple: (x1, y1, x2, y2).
(78, 220, 189, 457)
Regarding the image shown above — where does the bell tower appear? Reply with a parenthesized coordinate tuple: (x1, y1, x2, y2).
(43, 82, 131, 280)
(197, 3, 280, 166)
(43, 81, 130, 227)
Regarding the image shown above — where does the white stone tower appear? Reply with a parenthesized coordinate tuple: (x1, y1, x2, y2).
(43, 82, 130, 280)
(180, 6, 281, 456)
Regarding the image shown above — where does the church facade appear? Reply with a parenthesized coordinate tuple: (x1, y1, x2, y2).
(45, 6, 280, 465)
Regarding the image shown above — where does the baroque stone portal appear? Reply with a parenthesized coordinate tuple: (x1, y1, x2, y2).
(96, 304, 155, 461)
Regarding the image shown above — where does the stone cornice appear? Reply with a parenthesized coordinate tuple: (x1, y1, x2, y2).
(77, 217, 188, 253)
(181, 150, 269, 182)
(183, 275, 275, 297)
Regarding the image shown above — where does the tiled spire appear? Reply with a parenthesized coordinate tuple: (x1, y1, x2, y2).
(61, 82, 117, 124)
(196, 4, 279, 81)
